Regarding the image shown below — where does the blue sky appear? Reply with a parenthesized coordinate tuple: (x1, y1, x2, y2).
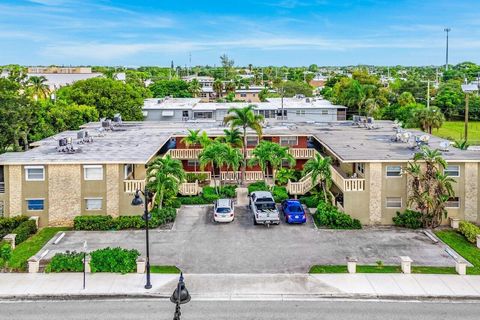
(1, 0, 479, 66)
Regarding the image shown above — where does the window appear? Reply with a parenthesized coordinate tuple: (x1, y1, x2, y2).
(187, 160, 199, 167)
(444, 165, 460, 177)
(276, 109, 287, 118)
(182, 110, 189, 117)
(445, 197, 460, 208)
(246, 136, 259, 147)
(295, 110, 306, 115)
(257, 110, 276, 119)
(386, 165, 402, 177)
(85, 198, 102, 211)
(386, 197, 402, 208)
(280, 136, 298, 147)
(124, 164, 134, 179)
(27, 199, 44, 211)
(84, 165, 103, 181)
(355, 163, 365, 175)
(0, 200, 4, 217)
(25, 166, 45, 181)
(321, 109, 329, 115)
(240, 93, 247, 97)
(193, 111, 213, 119)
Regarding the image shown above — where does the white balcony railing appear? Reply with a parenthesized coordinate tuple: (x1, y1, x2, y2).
(123, 180, 145, 193)
(179, 181, 200, 196)
(220, 171, 264, 182)
(167, 148, 316, 160)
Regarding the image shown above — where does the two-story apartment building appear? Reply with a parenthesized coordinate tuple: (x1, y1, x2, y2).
(1, 121, 479, 227)
(143, 96, 347, 123)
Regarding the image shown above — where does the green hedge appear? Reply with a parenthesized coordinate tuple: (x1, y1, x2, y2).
(393, 210, 423, 229)
(179, 185, 237, 205)
(0, 216, 29, 239)
(186, 172, 209, 183)
(45, 251, 84, 273)
(12, 220, 37, 245)
(299, 195, 321, 208)
(314, 201, 361, 229)
(272, 186, 288, 203)
(90, 247, 140, 273)
(73, 208, 177, 231)
(459, 221, 480, 243)
(248, 181, 269, 194)
(0, 241, 12, 267)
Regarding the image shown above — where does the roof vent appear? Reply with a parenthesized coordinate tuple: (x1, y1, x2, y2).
(113, 113, 122, 125)
(56, 137, 80, 153)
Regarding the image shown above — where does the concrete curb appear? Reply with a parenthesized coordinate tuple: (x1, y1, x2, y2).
(2, 293, 480, 302)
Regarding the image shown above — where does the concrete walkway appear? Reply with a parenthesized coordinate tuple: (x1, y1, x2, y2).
(1, 273, 479, 300)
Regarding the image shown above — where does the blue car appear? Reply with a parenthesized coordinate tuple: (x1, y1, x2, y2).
(281, 200, 307, 224)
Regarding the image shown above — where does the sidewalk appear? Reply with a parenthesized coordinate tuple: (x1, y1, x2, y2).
(0, 273, 479, 301)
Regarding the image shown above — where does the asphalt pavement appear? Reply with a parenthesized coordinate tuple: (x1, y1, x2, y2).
(1, 299, 480, 320)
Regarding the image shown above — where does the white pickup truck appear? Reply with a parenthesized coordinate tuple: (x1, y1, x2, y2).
(249, 191, 280, 225)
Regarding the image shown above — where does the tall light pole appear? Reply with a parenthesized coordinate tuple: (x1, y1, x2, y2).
(461, 84, 479, 143)
(131, 189, 152, 289)
(444, 28, 451, 71)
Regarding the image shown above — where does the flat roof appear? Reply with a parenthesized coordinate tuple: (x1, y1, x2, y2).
(1, 120, 479, 165)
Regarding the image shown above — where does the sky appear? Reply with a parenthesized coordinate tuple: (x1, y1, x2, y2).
(0, 0, 479, 67)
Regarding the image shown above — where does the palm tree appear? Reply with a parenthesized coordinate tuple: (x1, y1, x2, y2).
(225, 81, 236, 94)
(248, 141, 295, 184)
(223, 105, 264, 184)
(405, 146, 455, 228)
(28, 76, 49, 100)
(213, 79, 223, 98)
(303, 154, 332, 203)
(268, 144, 295, 184)
(198, 131, 212, 148)
(415, 107, 445, 134)
(217, 128, 243, 148)
(181, 129, 201, 171)
(188, 79, 202, 97)
(199, 141, 229, 193)
(146, 155, 185, 209)
(224, 145, 242, 184)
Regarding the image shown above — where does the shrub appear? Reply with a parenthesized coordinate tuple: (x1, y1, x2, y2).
(74, 215, 115, 231)
(90, 247, 140, 274)
(275, 168, 301, 185)
(315, 201, 361, 229)
(299, 195, 320, 208)
(179, 196, 210, 205)
(0, 241, 12, 267)
(202, 187, 220, 202)
(45, 251, 84, 272)
(115, 215, 145, 230)
(248, 181, 269, 194)
(272, 186, 289, 203)
(12, 220, 37, 245)
(393, 210, 423, 229)
(150, 207, 177, 227)
(186, 172, 209, 183)
(0, 216, 29, 239)
(458, 221, 480, 243)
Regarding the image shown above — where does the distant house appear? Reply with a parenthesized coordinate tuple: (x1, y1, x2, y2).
(26, 66, 103, 91)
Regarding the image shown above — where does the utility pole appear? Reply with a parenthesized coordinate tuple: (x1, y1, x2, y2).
(427, 80, 430, 109)
(444, 28, 451, 71)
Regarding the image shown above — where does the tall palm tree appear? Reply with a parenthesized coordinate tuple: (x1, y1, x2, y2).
(225, 81, 236, 94)
(188, 79, 202, 97)
(146, 155, 185, 209)
(28, 76, 49, 100)
(248, 141, 295, 183)
(198, 131, 212, 148)
(181, 129, 201, 171)
(223, 105, 264, 184)
(415, 107, 445, 134)
(303, 154, 332, 203)
(405, 146, 455, 228)
(217, 128, 243, 148)
(224, 145, 242, 184)
(199, 141, 229, 193)
(213, 79, 223, 98)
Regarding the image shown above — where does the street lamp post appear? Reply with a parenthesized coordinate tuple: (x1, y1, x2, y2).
(131, 188, 152, 289)
(170, 272, 191, 320)
(444, 28, 451, 71)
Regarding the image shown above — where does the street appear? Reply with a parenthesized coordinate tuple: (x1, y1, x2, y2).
(1, 299, 480, 320)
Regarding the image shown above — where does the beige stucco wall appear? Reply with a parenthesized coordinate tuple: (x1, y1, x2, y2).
(106, 164, 120, 217)
(368, 163, 382, 224)
(48, 165, 81, 226)
(464, 162, 478, 222)
(7, 165, 22, 216)
(381, 163, 408, 224)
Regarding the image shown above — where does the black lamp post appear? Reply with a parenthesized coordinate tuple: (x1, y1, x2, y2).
(170, 272, 191, 320)
(131, 188, 152, 289)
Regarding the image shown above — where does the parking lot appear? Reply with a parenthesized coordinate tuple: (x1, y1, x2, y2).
(42, 206, 457, 273)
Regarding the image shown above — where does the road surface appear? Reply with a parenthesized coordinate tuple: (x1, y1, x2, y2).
(1, 299, 479, 320)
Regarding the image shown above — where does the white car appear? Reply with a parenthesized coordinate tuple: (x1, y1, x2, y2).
(213, 199, 235, 223)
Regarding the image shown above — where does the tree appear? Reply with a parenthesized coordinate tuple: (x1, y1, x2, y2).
(199, 141, 229, 193)
(223, 105, 264, 184)
(181, 129, 201, 171)
(303, 154, 332, 203)
(397, 92, 416, 107)
(27, 76, 50, 100)
(146, 155, 185, 209)
(217, 128, 243, 148)
(404, 146, 455, 228)
(188, 79, 202, 98)
(415, 107, 445, 134)
(149, 79, 192, 98)
(434, 80, 464, 119)
(213, 79, 223, 98)
(279, 81, 313, 97)
(248, 141, 295, 183)
(224, 145, 242, 184)
(56, 78, 144, 120)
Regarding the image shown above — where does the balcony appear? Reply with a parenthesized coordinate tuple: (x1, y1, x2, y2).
(123, 179, 201, 196)
(167, 148, 316, 160)
(331, 167, 365, 192)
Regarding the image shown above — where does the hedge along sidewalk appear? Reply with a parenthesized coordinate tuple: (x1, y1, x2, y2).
(7, 227, 71, 271)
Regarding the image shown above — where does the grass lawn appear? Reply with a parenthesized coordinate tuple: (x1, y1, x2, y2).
(150, 265, 181, 274)
(431, 121, 480, 145)
(7, 227, 71, 271)
(309, 265, 456, 274)
(434, 229, 480, 275)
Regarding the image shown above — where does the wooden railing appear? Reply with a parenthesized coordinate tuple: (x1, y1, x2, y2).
(221, 171, 264, 182)
(288, 148, 316, 159)
(0, 182, 4, 194)
(179, 181, 200, 196)
(167, 148, 316, 160)
(287, 172, 317, 195)
(123, 180, 145, 193)
(331, 168, 365, 192)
